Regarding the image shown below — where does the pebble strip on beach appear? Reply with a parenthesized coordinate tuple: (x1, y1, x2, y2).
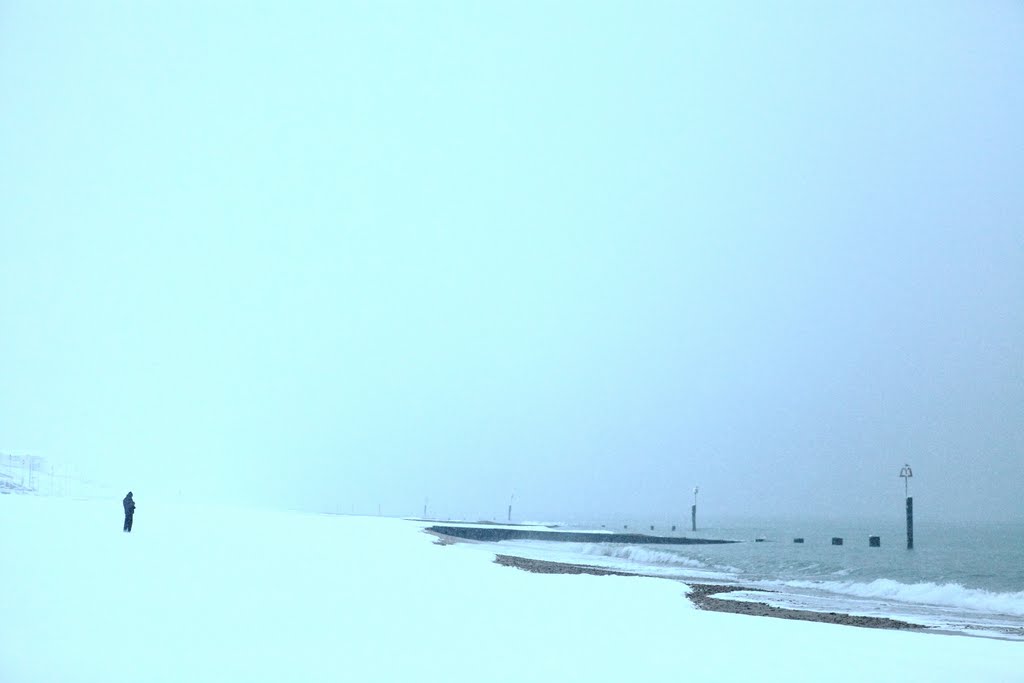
(493, 554, 924, 632)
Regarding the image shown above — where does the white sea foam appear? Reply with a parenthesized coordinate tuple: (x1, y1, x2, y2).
(519, 520, 567, 529)
(784, 578, 1024, 617)
(577, 544, 709, 569)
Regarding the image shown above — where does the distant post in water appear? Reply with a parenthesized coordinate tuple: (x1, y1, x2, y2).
(900, 464, 914, 550)
(508, 492, 514, 523)
(691, 486, 699, 532)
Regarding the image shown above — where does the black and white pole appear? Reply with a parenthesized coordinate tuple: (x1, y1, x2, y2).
(900, 464, 914, 550)
(691, 486, 699, 532)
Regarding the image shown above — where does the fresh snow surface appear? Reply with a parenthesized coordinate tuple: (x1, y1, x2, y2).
(2, 496, 1021, 683)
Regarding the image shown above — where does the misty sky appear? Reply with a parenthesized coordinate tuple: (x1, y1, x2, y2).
(2, 2, 1022, 523)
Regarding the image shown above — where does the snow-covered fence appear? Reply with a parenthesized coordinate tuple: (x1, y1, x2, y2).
(0, 454, 91, 497)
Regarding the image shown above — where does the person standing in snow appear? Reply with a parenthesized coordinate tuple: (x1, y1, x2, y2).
(123, 491, 136, 532)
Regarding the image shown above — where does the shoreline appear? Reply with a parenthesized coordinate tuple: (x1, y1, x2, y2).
(493, 554, 925, 633)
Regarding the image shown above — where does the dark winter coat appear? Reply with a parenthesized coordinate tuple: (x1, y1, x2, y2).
(123, 493, 135, 515)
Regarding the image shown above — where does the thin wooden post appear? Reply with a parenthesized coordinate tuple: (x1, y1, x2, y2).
(691, 486, 699, 531)
(906, 496, 914, 549)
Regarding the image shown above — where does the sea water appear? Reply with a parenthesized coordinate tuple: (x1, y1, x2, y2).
(501, 517, 1024, 640)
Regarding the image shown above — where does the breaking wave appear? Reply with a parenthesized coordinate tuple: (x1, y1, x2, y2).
(577, 544, 709, 569)
(785, 578, 1024, 617)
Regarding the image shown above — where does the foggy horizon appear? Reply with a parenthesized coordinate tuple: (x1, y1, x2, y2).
(2, 3, 1022, 524)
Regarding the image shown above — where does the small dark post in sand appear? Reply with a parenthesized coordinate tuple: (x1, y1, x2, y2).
(691, 486, 699, 532)
(832, 537, 843, 545)
(900, 464, 914, 550)
(869, 535, 881, 547)
(793, 537, 804, 543)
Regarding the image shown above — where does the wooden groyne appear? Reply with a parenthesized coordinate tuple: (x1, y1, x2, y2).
(428, 525, 737, 545)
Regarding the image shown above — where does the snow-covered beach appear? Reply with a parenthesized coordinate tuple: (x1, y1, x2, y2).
(2, 495, 1021, 682)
